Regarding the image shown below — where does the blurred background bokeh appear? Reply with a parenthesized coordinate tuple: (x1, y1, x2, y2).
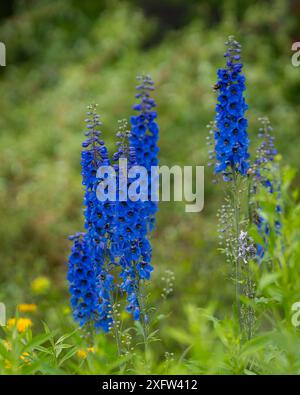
(0, 0, 300, 350)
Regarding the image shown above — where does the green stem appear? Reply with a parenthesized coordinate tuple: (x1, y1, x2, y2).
(111, 289, 122, 357)
(232, 169, 242, 330)
(136, 277, 149, 361)
(87, 321, 95, 346)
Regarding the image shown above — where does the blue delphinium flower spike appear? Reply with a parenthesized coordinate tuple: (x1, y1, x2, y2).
(130, 75, 159, 231)
(213, 37, 250, 180)
(68, 104, 114, 332)
(212, 39, 255, 337)
(112, 119, 153, 321)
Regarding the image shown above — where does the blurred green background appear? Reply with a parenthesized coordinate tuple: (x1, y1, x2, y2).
(0, 0, 300, 361)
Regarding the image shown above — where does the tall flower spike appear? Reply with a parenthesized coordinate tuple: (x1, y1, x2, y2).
(130, 74, 159, 231)
(213, 36, 250, 181)
(212, 40, 255, 338)
(68, 104, 114, 333)
(112, 120, 153, 321)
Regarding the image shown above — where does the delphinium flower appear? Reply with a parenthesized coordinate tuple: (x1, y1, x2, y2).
(251, 117, 282, 263)
(211, 37, 254, 337)
(112, 120, 153, 323)
(130, 74, 159, 232)
(212, 36, 250, 180)
(67, 104, 114, 333)
(82, 105, 115, 333)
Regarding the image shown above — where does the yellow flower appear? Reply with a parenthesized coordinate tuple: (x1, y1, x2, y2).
(31, 276, 50, 294)
(7, 318, 16, 329)
(18, 304, 37, 313)
(20, 352, 31, 365)
(76, 349, 88, 359)
(7, 318, 33, 333)
(76, 347, 94, 359)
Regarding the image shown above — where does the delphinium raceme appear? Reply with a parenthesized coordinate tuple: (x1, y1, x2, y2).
(112, 119, 153, 353)
(67, 104, 114, 335)
(128, 74, 159, 350)
(130, 74, 159, 232)
(212, 37, 249, 178)
(210, 36, 255, 338)
(251, 117, 283, 265)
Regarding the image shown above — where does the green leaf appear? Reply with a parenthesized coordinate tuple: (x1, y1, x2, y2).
(58, 346, 79, 367)
(55, 330, 77, 345)
(34, 345, 53, 355)
(21, 332, 54, 354)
